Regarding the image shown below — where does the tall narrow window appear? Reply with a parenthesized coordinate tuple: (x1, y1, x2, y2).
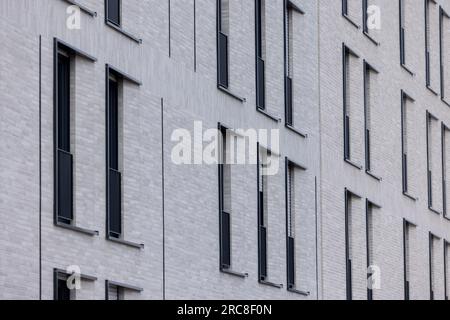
(105, 65, 142, 247)
(255, 0, 266, 110)
(56, 49, 73, 225)
(363, 0, 380, 44)
(217, 0, 229, 89)
(429, 233, 441, 300)
(285, 158, 308, 295)
(54, 39, 96, 231)
(399, 0, 414, 74)
(440, 7, 450, 104)
(106, 0, 121, 26)
(107, 73, 122, 239)
(345, 188, 363, 300)
(401, 91, 416, 200)
(364, 60, 380, 179)
(257, 145, 282, 288)
(443, 123, 450, 218)
(284, 1, 304, 128)
(54, 272, 73, 300)
(366, 200, 381, 300)
(219, 126, 231, 271)
(425, 0, 440, 93)
(426, 111, 442, 214)
(258, 146, 268, 282)
(445, 240, 449, 300)
(342, 0, 360, 28)
(343, 44, 362, 167)
(403, 219, 416, 300)
(218, 125, 247, 278)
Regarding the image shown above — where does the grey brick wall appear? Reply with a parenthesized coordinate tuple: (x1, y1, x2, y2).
(0, 0, 449, 300)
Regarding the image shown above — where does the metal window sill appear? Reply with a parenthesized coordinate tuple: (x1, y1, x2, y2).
(442, 98, 450, 108)
(55, 222, 99, 236)
(342, 14, 360, 29)
(106, 21, 142, 44)
(344, 159, 363, 170)
(428, 207, 442, 215)
(363, 31, 380, 46)
(401, 64, 415, 76)
(257, 108, 281, 123)
(288, 287, 310, 296)
(285, 124, 308, 138)
(426, 85, 439, 96)
(403, 192, 418, 202)
(221, 268, 248, 278)
(62, 0, 97, 17)
(218, 85, 246, 102)
(107, 236, 144, 249)
(366, 170, 382, 181)
(259, 280, 283, 289)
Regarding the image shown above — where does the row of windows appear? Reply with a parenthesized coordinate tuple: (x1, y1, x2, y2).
(342, 40, 450, 214)
(218, 124, 312, 294)
(403, 221, 450, 300)
(54, 39, 143, 249)
(345, 190, 450, 301)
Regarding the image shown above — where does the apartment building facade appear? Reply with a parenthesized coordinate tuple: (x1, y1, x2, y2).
(0, 0, 450, 300)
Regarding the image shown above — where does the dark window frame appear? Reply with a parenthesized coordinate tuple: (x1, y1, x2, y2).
(365, 199, 381, 300)
(429, 232, 441, 300)
(283, 0, 305, 136)
(426, 111, 441, 214)
(255, 0, 266, 112)
(285, 157, 309, 296)
(445, 240, 449, 300)
(53, 268, 97, 300)
(399, 0, 414, 75)
(342, 43, 362, 168)
(363, 60, 381, 180)
(443, 123, 450, 219)
(53, 39, 98, 235)
(440, 7, 450, 105)
(362, 0, 380, 45)
(344, 188, 362, 301)
(400, 90, 417, 201)
(104, 0, 142, 43)
(403, 219, 416, 300)
(105, 280, 143, 300)
(425, 0, 439, 94)
(217, 0, 229, 90)
(342, 0, 360, 28)
(257, 143, 283, 289)
(105, 0, 121, 27)
(217, 123, 248, 278)
(105, 64, 143, 249)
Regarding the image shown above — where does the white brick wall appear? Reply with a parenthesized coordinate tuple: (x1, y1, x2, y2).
(1, 0, 450, 300)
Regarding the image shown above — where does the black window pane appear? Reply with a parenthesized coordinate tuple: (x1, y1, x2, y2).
(58, 150, 73, 223)
(58, 53, 70, 152)
(286, 76, 293, 126)
(257, 58, 265, 109)
(218, 32, 229, 88)
(109, 79, 119, 170)
(259, 225, 267, 280)
(107, 0, 121, 26)
(57, 278, 71, 300)
(287, 236, 295, 287)
(221, 211, 231, 269)
(109, 168, 122, 237)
